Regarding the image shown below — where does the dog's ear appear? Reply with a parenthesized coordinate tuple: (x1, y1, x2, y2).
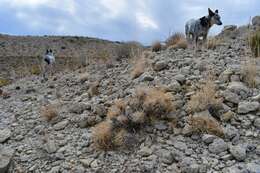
(215, 9, 219, 14)
(208, 8, 214, 16)
(200, 16, 208, 27)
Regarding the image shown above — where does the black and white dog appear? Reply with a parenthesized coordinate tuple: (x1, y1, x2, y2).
(185, 8, 222, 47)
(43, 49, 55, 79)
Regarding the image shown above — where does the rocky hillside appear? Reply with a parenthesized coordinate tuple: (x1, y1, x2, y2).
(0, 34, 133, 80)
(0, 21, 260, 173)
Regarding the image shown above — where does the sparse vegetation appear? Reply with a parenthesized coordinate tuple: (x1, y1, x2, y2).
(92, 86, 175, 150)
(30, 65, 42, 75)
(241, 59, 257, 88)
(88, 81, 99, 97)
(166, 32, 187, 49)
(249, 30, 260, 57)
(188, 112, 224, 137)
(40, 104, 59, 121)
(188, 80, 222, 113)
(0, 78, 11, 87)
(117, 41, 143, 59)
(131, 56, 147, 79)
(151, 41, 162, 52)
(207, 37, 222, 49)
(92, 120, 114, 150)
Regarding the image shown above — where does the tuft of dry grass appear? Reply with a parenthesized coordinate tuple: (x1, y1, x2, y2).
(249, 30, 260, 58)
(40, 104, 59, 121)
(30, 65, 42, 75)
(188, 80, 222, 113)
(131, 111, 146, 124)
(131, 53, 149, 79)
(241, 59, 257, 88)
(117, 41, 143, 59)
(206, 37, 222, 49)
(134, 87, 174, 119)
(88, 81, 99, 97)
(113, 128, 129, 147)
(151, 41, 162, 52)
(92, 121, 114, 150)
(188, 111, 224, 137)
(166, 33, 187, 49)
(107, 99, 127, 119)
(0, 78, 11, 87)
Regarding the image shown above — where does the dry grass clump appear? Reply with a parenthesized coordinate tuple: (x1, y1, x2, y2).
(249, 30, 260, 58)
(241, 59, 257, 88)
(140, 88, 174, 118)
(0, 78, 11, 87)
(130, 51, 152, 79)
(30, 65, 41, 75)
(88, 81, 99, 97)
(206, 37, 222, 49)
(188, 80, 222, 113)
(117, 41, 143, 59)
(188, 112, 224, 137)
(166, 33, 187, 49)
(151, 41, 162, 52)
(92, 121, 114, 150)
(107, 99, 127, 119)
(92, 86, 175, 150)
(40, 104, 59, 121)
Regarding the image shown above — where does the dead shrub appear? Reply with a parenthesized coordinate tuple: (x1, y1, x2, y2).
(117, 41, 143, 59)
(241, 59, 257, 88)
(206, 37, 222, 49)
(188, 80, 222, 113)
(113, 128, 129, 147)
(166, 33, 186, 48)
(131, 111, 146, 124)
(107, 99, 127, 119)
(130, 52, 151, 79)
(88, 81, 99, 97)
(151, 41, 162, 52)
(40, 104, 58, 121)
(134, 87, 174, 119)
(188, 111, 224, 137)
(92, 120, 114, 150)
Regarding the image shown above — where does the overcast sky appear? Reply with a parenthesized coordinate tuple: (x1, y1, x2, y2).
(0, 0, 259, 44)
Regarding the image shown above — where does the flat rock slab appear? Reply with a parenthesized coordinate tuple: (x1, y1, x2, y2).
(0, 147, 14, 173)
(0, 129, 11, 143)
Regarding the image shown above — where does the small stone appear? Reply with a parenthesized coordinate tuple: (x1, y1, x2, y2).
(46, 140, 57, 153)
(80, 158, 94, 168)
(153, 61, 168, 71)
(253, 118, 260, 129)
(246, 162, 260, 173)
(229, 145, 247, 161)
(139, 147, 153, 157)
(202, 134, 217, 144)
(209, 138, 228, 154)
(0, 129, 11, 143)
(69, 103, 89, 114)
(53, 120, 69, 130)
(140, 72, 154, 81)
(238, 101, 259, 114)
(154, 121, 168, 131)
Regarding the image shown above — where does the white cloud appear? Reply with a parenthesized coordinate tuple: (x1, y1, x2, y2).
(136, 12, 158, 30)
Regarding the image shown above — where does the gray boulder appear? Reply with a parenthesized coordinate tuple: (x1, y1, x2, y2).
(209, 138, 228, 154)
(238, 101, 259, 114)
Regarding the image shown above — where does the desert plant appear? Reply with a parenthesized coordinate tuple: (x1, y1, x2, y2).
(117, 41, 143, 59)
(92, 120, 114, 150)
(40, 104, 59, 121)
(249, 31, 260, 58)
(131, 56, 147, 79)
(30, 65, 42, 75)
(166, 32, 186, 48)
(151, 41, 162, 52)
(206, 37, 222, 49)
(0, 78, 10, 87)
(241, 59, 257, 88)
(188, 80, 222, 113)
(188, 112, 224, 137)
(107, 99, 127, 119)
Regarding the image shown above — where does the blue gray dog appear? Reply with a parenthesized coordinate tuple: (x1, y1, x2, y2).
(185, 8, 222, 46)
